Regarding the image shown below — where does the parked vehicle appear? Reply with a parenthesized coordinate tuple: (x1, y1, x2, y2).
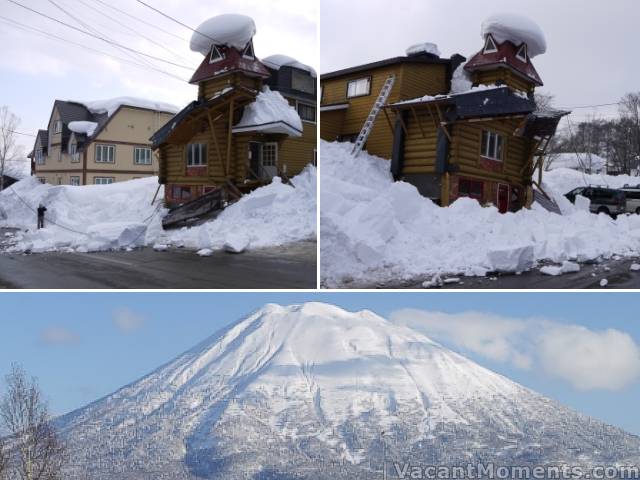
(621, 185, 640, 214)
(565, 186, 626, 216)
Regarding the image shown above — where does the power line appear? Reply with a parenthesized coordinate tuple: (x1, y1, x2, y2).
(90, 0, 190, 43)
(0, 15, 189, 83)
(4, 0, 195, 71)
(134, 0, 221, 45)
(560, 102, 622, 110)
(7, 129, 36, 137)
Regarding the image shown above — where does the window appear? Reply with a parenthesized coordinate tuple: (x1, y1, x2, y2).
(481, 130, 504, 161)
(54, 120, 62, 134)
(242, 40, 254, 59)
(70, 176, 80, 186)
(69, 143, 76, 155)
(516, 44, 528, 62)
(94, 177, 114, 185)
(172, 185, 192, 200)
(35, 149, 44, 165)
(292, 70, 315, 95)
(209, 45, 224, 63)
(95, 144, 115, 163)
(347, 77, 371, 98)
(186, 143, 207, 167)
(69, 143, 80, 163)
(58, 149, 62, 162)
(458, 178, 484, 200)
(134, 147, 152, 165)
(483, 35, 498, 54)
(38, 177, 46, 184)
(297, 102, 316, 123)
(262, 142, 277, 167)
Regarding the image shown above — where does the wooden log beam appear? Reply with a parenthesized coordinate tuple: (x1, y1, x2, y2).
(435, 104, 453, 142)
(226, 98, 234, 179)
(396, 111, 409, 136)
(207, 111, 227, 177)
(382, 109, 395, 133)
(410, 106, 427, 139)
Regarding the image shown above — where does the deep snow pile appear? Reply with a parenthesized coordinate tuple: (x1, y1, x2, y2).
(320, 141, 640, 287)
(405, 42, 440, 57)
(68, 120, 98, 136)
(166, 166, 316, 251)
(234, 87, 303, 134)
(77, 97, 179, 117)
(261, 54, 317, 77)
(481, 13, 547, 57)
(190, 14, 256, 54)
(0, 177, 165, 253)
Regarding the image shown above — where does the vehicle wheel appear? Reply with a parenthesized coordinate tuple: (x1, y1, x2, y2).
(597, 207, 610, 216)
(636, 207, 640, 215)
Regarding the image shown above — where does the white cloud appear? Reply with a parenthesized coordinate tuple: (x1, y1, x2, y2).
(40, 326, 80, 346)
(389, 309, 640, 391)
(112, 307, 146, 334)
(538, 324, 640, 391)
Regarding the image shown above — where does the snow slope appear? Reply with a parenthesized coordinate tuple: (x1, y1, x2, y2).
(0, 167, 316, 254)
(234, 87, 303, 134)
(320, 141, 640, 287)
(56, 303, 640, 479)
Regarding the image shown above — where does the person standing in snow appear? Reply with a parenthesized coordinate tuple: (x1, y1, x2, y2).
(37, 203, 47, 229)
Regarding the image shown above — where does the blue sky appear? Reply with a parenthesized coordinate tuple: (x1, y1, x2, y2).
(0, 292, 639, 436)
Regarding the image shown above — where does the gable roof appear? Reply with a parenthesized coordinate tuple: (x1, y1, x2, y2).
(321, 53, 464, 80)
(464, 35, 543, 86)
(189, 44, 270, 84)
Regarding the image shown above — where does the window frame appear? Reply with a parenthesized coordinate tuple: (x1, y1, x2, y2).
(516, 44, 528, 63)
(54, 120, 62, 134)
(134, 147, 152, 165)
(458, 178, 484, 201)
(261, 142, 278, 168)
(480, 130, 504, 162)
(35, 149, 44, 165)
(93, 176, 114, 185)
(296, 101, 316, 124)
(209, 45, 224, 64)
(95, 144, 115, 163)
(186, 143, 207, 167)
(291, 69, 316, 95)
(70, 176, 80, 186)
(346, 77, 371, 99)
(483, 35, 498, 54)
(242, 40, 255, 60)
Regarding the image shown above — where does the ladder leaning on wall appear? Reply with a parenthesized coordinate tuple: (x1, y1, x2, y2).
(351, 74, 396, 157)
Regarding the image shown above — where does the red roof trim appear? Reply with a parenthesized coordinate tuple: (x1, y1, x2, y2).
(189, 45, 270, 84)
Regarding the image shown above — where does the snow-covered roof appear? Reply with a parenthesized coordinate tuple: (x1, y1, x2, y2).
(481, 14, 547, 58)
(190, 14, 256, 55)
(548, 153, 607, 172)
(75, 97, 180, 117)
(391, 84, 507, 107)
(405, 42, 440, 57)
(68, 120, 98, 137)
(261, 54, 317, 78)
(233, 87, 302, 137)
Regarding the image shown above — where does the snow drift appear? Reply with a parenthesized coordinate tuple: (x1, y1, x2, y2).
(320, 141, 640, 287)
(190, 14, 256, 54)
(481, 13, 547, 57)
(405, 42, 440, 57)
(76, 97, 179, 117)
(234, 87, 303, 134)
(56, 302, 640, 479)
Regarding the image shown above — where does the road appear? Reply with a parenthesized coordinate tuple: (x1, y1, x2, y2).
(0, 230, 316, 289)
(353, 257, 640, 289)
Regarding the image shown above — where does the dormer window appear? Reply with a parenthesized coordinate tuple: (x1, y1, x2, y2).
(483, 35, 498, 54)
(209, 45, 224, 64)
(516, 44, 528, 62)
(242, 40, 255, 60)
(54, 120, 62, 134)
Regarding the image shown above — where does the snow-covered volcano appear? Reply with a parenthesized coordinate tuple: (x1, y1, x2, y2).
(58, 303, 640, 479)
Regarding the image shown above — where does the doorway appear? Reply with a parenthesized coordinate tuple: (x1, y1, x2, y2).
(248, 141, 278, 180)
(497, 183, 509, 213)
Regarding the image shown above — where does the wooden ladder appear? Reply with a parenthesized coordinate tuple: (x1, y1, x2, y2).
(351, 74, 396, 157)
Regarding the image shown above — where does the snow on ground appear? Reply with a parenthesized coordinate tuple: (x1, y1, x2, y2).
(166, 166, 316, 251)
(0, 167, 316, 254)
(481, 13, 547, 57)
(77, 97, 180, 117)
(0, 176, 165, 253)
(190, 14, 256, 54)
(68, 120, 98, 136)
(234, 87, 303, 134)
(2, 159, 30, 180)
(405, 42, 440, 57)
(261, 54, 317, 77)
(546, 153, 607, 174)
(320, 141, 640, 287)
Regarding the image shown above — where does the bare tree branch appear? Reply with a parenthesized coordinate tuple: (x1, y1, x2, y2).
(0, 436, 7, 479)
(0, 364, 65, 480)
(0, 106, 22, 191)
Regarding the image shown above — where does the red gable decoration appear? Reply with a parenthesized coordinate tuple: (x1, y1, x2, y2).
(190, 44, 270, 84)
(464, 34, 543, 87)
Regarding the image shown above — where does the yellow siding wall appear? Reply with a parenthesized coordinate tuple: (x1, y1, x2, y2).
(319, 110, 345, 142)
(401, 109, 439, 174)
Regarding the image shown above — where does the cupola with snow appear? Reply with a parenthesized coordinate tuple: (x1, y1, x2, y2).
(464, 14, 547, 94)
(189, 14, 270, 99)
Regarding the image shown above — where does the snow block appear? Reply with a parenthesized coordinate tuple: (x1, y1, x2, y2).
(223, 233, 249, 253)
(574, 195, 590, 212)
(487, 244, 534, 272)
(86, 222, 147, 249)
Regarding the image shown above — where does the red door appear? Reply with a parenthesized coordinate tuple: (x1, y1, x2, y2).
(497, 184, 509, 213)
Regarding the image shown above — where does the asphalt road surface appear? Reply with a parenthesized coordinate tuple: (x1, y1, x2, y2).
(0, 233, 316, 289)
(358, 257, 640, 289)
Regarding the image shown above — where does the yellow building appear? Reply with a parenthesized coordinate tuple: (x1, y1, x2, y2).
(33, 99, 176, 186)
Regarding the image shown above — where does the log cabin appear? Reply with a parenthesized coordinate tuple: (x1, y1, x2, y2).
(151, 17, 316, 208)
(320, 47, 465, 159)
(384, 31, 568, 211)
